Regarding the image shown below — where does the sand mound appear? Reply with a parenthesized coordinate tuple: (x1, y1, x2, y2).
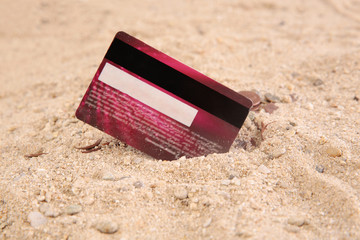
(1, 0, 359, 239)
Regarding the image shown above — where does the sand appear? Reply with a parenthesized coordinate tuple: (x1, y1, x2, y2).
(1, 0, 360, 239)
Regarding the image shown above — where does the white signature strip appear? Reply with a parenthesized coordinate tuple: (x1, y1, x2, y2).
(98, 62, 198, 127)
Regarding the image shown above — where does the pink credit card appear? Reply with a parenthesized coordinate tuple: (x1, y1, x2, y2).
(76, 32, 252, 160)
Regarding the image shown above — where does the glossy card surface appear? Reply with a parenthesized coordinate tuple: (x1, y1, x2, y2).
(76, 32, 252, 160)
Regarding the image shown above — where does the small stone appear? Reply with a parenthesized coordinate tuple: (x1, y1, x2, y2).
(250, 201, 261, 210)
(304, 103, 314, 110)
(290, 93, 298, 102)
(231, 178, 241, 186)
(291, 72, 300, 78)
(96, 220, 119, 234)
(37, 195, 46, 202)
(102, 172, 115, 181)
(83, 131, 94, 139)
(326, 147, 342, 157)
(289, 121, 297, 126)
(228, 174, 236, 180)
(248, 111, 255, 121)
(219, 191, 230, 200)
(133, 181, 143, 188)
(319, 136, 328, 145)
(83, 195, 95, 205)
(119, 175, 131, 180)
(264, 103, 279, 114)
(273, 148, 286, 158)
(65, 204, 82, 215)
(315, 165, 325, 173)
(258, 164, 271, 174)
(221, 180, 231, 186)
(123, 157, 131, 165)
(277, 180, 289, 189)
(27, 211, 47, 228)
(234, 139, 247, 150)
(313, 79, 324, 86)
(44, 209, 59, 218)
(34, 189, 41, 196)
(145, 192, 154, 199)
(8, 126, 17, 132)
(288, 216, 306, 227)
(189, 202, 197, 210)
(284, 225, 299, 233)
(180, 199, 189, 206)
(200, 197, 211, 207)
(264, 93, 280, 103)
(39, 203, 59, 218)
(45, 192, 52, 202)
(44, 133, 55, 141)
(286, 83, 295, 90)
(133, 158, 143, 164)
(236, 231, 252, 237)
(281, 95, 292, 103)
(0, 221, 8, 230)
(203, 218, 212, 228)
(228, 171, 239, 180)
(174, 187, 188, 200)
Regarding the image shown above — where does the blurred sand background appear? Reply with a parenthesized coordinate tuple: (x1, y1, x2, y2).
(1, 0, 360, 239)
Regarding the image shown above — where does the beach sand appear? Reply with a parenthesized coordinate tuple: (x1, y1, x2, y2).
(1, 0, 360, 239)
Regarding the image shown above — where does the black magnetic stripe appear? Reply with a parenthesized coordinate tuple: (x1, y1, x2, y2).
(105, 38, 248, 128)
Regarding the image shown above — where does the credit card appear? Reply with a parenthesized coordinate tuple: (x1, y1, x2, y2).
(76, 31, 252, 160)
